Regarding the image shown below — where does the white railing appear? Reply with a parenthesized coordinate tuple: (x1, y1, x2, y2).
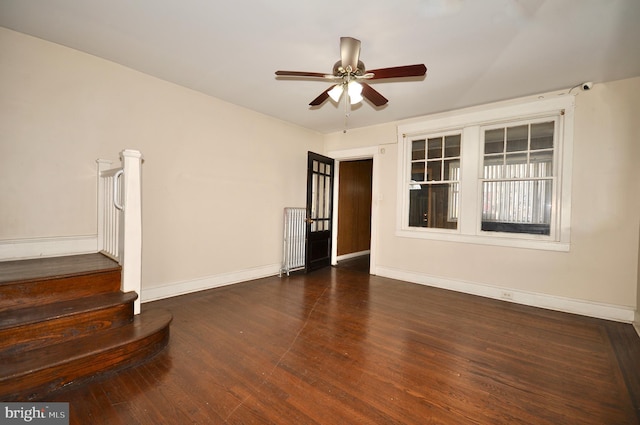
(97, 150, 143, 314)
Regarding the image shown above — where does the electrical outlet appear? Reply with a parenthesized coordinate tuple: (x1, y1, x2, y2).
(500, 291, 513, 300)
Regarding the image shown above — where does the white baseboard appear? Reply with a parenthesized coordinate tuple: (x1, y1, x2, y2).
(375, 266, 635, 323)
(0, 235, 98, 261)
(336, 250, 370, 262)
(141, 263, 281, 303)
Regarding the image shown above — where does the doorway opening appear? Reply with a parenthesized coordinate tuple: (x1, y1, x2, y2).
(329, 146, 380, 275)
(336, 159, 372, 268)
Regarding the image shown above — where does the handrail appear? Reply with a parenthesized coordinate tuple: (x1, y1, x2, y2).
(113, 169, 124, 211)
(100, 167, 123, 178)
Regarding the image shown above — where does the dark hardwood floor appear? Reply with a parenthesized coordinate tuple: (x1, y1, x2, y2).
(46, 257, 640, 424)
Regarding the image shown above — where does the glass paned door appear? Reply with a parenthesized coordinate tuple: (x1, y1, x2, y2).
(306, 152, 334, 272)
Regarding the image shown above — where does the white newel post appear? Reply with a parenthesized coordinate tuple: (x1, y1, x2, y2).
(120, 149, 143, 315)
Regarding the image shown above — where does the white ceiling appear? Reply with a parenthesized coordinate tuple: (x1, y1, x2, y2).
(1, 0, 639, 134)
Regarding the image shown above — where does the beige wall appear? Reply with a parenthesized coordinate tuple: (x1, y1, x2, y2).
(327, 77, 640, 311)
(2, 26, 638, 315)
(0, 28, 323, 290)
(325, 122, 397, 152)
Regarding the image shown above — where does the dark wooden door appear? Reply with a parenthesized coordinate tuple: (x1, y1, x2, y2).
(305, 152, 334, 272)
(337, 159, 372, 256)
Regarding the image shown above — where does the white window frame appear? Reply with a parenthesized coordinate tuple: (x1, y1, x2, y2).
(396, 94, 574, 251)
(407, 130, 462, 230)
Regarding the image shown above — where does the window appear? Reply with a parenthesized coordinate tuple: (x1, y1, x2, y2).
(408, 134, 461, 229)
(397, 95, 574, 251)
(481, 120, 555, 235)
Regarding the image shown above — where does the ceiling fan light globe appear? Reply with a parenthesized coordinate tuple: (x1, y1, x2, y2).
(349, 93, 363, 105)
(348, 81, 363, 104)
(328, 85, 344, 102)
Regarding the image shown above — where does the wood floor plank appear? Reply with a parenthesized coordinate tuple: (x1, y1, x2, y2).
(46, 260, 639, 424)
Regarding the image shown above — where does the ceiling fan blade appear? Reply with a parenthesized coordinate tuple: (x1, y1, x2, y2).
(340, 37, 361, 73)
(275, 70, 329, 78)
(309, 86, 335, 106)
(367, 64, 427, 80)
(361, 83, 388, 106)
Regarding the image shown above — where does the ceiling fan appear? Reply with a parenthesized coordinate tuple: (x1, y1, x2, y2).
(275, 37, 427, 107)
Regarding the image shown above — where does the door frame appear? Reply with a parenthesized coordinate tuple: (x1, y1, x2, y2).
(327, 146, 381, 275)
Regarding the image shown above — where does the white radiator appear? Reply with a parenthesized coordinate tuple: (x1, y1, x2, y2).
(280, 208, 306, 276)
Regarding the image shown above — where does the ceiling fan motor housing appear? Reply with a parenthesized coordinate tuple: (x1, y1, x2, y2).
(333, 60, 366, 77)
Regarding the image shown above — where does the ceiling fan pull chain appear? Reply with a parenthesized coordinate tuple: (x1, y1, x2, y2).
(343, 92, 349, 133)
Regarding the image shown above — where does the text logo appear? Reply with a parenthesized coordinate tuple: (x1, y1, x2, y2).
(0, 403, 68, 425)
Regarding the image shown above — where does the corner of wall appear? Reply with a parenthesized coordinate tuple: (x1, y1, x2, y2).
(141, 263, 281, 303)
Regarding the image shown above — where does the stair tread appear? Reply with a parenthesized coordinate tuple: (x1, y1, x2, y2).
(0, 291, 138, 331)
(0, 253, 120, 285)
(0, 308, 172, 380)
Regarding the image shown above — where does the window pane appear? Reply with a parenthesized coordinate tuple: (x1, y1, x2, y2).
(317, 173, 324, 218)
(483, 155, 503, 179)
(444, 159, 460, 181)
(530, 150, 553, 177)
(411, 162, 425, 182)
(444, 135, 461, 158)
(427, 161, 442, 181)
(311, 173, 317, 218)
(505, 152, 527, 165)
(485, 129, 504, 154)
(531, 122, 554, 150)
(408, 184, 458, 229)
(324, 175, 331, 220)
(505, 153, 528, 178)
(313, 160, 319, 172)
(427, 138, 442, 159)
(506, 125, 528, 152)
(481, 179, 552, 235)
(412, 140, 425, 160)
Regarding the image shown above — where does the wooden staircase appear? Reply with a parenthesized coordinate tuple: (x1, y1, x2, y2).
(0, 253, 172, 401)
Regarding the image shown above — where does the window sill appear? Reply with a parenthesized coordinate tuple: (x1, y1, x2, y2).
(395, 229, 570, 252)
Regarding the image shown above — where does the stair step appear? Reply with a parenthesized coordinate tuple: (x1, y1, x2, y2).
(0, 308, 172, 401)
(0, 253, 121, 284)
(0, 291, 138, 355)
(0, 254, 121, 311)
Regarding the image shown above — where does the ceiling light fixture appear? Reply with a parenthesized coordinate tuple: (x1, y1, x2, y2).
(347, 81, 363, 104)
(328, 84, 343, 102)
(328, 81, 363, 105)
